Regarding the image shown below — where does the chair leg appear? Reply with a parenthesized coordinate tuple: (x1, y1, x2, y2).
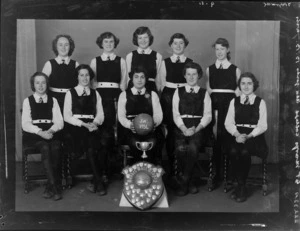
(24, 153, 29, 194)
(262, 160, 268, 196)
(122, 148, 127, 168)
(66, 152, 72, 188)
(223, 154, 228, 193)
(207, 147, 214, 192)
(61, 150, 66, 189)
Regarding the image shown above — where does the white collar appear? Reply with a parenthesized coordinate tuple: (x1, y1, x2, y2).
(76, 85, 90, 94)
(241, 93, 256, 103)
(56, 56, 70, 64)
(215, 59, 231, 69)
(171, 54, 186, 63)
(137, 47, 152, 54)
(185, 85, 200, 93)
(101, 53, 116, 60)
(33, 93, 47, 101)
(131, 87, 146, 94)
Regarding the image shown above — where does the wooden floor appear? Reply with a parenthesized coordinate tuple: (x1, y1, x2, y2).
(15, 162, 279, 212)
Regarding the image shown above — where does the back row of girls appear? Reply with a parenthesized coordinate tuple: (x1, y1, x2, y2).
(23, 26, 242, 200)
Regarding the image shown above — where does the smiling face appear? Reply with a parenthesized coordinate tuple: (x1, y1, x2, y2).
(215, 44, 229, 61)
(78, 69, 90, 87)
(57, 37, 70, 58)
(240, 77, 254, 96)
(137, 33, 150, 49)
(132, 72, 146, 90)
(34, 75, 47, 96)
(171, 38, 185, 55)
(184, 68, 199, 87)
(102, 37, 115, 53)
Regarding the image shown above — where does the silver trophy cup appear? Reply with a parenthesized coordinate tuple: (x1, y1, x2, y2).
(136, 141, 153, 159)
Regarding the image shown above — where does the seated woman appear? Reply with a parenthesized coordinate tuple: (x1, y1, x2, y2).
(22, 72, 64, 201)
(117, 65, 164, 165)
(225, 72, 268, 203)
(172, 62, 212, 196)
(63, 64, 106, 196)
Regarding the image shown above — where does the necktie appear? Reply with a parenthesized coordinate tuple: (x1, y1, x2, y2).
(137, 90, 142, 95)
(141, 50, 145, 54)
(219, 63, 223, 69)
(176, 56, 180, 63)
(244, 96, 250, 105)
(190, 88, 194, 93)
(107, 56, 110, 61)
(39, 97, 43, 103)
(61, 59, 65, 65)
(82, 88, 87, 96)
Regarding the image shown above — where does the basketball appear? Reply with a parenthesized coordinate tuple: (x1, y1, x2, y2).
(133, 113, 154, 136)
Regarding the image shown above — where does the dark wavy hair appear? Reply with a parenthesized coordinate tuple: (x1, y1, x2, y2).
(212, 37, 231, 60)
(75, 64, 95, 81)
(182, 62, 203, 79)
(30, 72, 49, 92)
(129, 65, 149, 81)
(238, 72, 259, 92)
(96, 32, 120, 49)
(52, 34, 75, 56)
(168, 33, 189, 47)
(132, 26, 154, 46)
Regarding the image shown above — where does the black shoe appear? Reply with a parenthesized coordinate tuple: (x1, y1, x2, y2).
(168, 176, 181, 190)
(230, 186, 239, 200)
(236, 185, 247, 203)
(188, 181, 199, 194)
(51, 184, 62, 201)
(42, 183, 54, 199)
(96, 181, 107, 196)
(87, 182, 96, 193)
(174, 185, 188, 197)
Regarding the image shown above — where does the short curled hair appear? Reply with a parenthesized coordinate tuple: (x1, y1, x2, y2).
(30, 72, 49, 92)
(212, 37, 231, 60)
(238, 72, 259, 92)
(75, 64, 95, 81)
(182, 62, 203, 79)
(52, 34, 75, 56)
(168, 33, 189, 47)
(96, 32, 120, 49)
(129, 65, 149, 80)
(132, 26, 154, 47)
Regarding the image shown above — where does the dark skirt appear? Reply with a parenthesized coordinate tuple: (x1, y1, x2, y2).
(23, 131, 61, 147)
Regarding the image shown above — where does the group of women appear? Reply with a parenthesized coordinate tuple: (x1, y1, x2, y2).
(21, 26, 268, 203)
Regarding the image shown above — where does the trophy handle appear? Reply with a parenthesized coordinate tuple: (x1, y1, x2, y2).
(148, 142, 154, 150)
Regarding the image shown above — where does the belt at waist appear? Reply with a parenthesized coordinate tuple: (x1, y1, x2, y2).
(148, 78, 155, 82)
(165, 82, 185, 88)
(73, 114, 95, 119)
(49, 87, 70, 93)
(236, 124, 257, 128)
(180, 115, 202, 118)
(211, 89, 235, 93)
(96, 82, 120, 88)
(32, 119, 52, 124)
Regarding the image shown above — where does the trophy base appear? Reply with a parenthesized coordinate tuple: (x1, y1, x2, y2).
(119, 186, 169, 209)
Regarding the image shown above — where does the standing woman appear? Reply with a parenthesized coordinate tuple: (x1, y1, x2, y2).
(22, 72, 64, 200)
(42, 34, 79, 112)
(63, 64, 106, 196)
(206, 38, 241, 183)
(225, 72, 268, 202)
(160, 33, 193, 183)
(125, 26, 163, 93)
(90, 32, 127, 179)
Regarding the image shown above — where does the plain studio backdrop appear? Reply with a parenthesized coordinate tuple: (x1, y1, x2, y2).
(15, 19, 279, 163)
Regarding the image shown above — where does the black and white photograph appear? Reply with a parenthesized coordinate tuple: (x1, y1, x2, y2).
(0, 0, 299, 230)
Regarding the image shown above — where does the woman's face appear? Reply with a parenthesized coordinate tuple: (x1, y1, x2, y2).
(78, 69, 90, 87)
(137, 33, 150, 49)
(34, 75, 47, 96)
(171, 38, 185, 55)
(132, 72, 146, 90)
(57, 37, 70, 57)
(215, 44, 229, 61)
(240, 77, 254, 95)
(184, 68, 199, 87)
(102, 37, 115, 53)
